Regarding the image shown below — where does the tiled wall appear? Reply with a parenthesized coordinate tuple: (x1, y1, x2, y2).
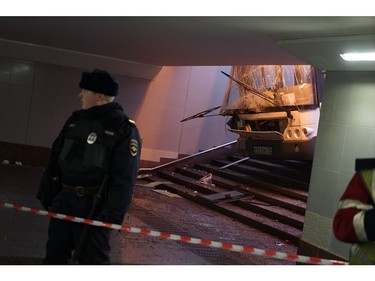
(300, 71, 375, 260)
(0, 57, 36, 144)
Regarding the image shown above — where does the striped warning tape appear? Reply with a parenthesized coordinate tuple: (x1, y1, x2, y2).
(0, 201, 348, 265)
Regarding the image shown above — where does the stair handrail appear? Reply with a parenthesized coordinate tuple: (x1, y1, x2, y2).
(138, 140, 237, 173)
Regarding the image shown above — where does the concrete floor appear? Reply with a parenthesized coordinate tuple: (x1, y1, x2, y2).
(0, 162, 356, 281)
(0, 163, 210, 265)
(0, 162, 298, 266)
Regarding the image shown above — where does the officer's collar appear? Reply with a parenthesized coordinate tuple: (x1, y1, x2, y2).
(75, 102, 122, 118)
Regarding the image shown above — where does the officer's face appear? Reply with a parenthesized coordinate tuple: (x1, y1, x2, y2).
(79, 89, 101, 110)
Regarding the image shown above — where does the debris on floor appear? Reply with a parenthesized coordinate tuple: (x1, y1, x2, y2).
(152, 189, 182, 198)
(198, 173, 213, 185)
(136, 181, 170, 188)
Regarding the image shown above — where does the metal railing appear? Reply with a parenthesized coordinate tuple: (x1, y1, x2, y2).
(138, 140, 237, 173)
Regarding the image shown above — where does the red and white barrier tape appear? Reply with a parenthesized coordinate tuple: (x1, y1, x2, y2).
(0, 201, 348, 265)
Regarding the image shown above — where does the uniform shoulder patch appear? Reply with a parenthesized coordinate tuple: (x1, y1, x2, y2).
(129, 139, 139, 157)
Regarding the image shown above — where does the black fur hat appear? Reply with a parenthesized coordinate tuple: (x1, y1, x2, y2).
(79, 69, 119, 96)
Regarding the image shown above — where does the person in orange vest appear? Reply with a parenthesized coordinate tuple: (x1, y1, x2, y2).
(333, 158, 375, 264)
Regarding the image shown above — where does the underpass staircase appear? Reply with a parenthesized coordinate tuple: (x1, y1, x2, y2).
(137, 141, 312, 245)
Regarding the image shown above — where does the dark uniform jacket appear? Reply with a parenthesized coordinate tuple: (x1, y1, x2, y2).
(36, 102, 141, 224)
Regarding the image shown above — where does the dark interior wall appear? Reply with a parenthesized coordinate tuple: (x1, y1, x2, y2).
(0, 56, 235, 167)
(0, 57, 150, 166)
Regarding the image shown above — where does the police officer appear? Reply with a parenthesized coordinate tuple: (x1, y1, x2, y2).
(36, 68, 141, 264)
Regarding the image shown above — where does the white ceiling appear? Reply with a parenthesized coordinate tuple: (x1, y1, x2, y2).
(0, 16, 374, 76)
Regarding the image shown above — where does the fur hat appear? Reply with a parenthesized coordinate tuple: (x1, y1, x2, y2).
(79, 69, 119, 96)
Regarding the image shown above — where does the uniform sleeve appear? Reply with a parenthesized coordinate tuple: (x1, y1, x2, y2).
(333, 172, 375, 242)
(99, 122, 141, 224)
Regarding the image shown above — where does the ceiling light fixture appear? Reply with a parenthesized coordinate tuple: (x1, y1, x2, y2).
(340, 52, 375, 61)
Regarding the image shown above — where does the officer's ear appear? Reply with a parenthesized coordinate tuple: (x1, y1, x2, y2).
(95, 93, 106, 101)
